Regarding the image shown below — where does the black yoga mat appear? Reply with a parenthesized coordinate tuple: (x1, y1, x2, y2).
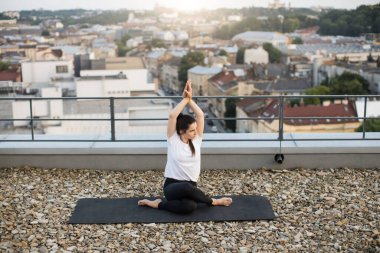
(68, 195, 276, 224)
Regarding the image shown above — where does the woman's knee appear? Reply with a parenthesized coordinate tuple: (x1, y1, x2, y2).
(180, 199, 197, 214)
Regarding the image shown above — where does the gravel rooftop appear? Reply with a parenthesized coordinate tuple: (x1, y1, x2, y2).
(0, 166, 379, 252)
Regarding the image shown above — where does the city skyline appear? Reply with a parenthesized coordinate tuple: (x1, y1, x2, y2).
(0, 0, 379, 12)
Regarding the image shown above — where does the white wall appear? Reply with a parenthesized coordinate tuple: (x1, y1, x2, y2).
(244, 47, 269, 64)
(21, 60, 74, 83)
(12, 87, 63, 127)
(44, 106, 169, 135)
(76, 79, 106, 97)
(77, 69, 155, 97)
(12, 101, 48, 127)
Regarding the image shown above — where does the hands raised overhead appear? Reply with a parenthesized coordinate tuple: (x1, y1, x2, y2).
(182, 80, 193, 100)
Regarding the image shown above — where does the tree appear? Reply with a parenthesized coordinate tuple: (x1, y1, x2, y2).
(282, 18, 300, 33)
(330, 79, 367, 95)
(320, 72, 369, 95)
(367, 53, 375, 62)
(0, 61, 10, 71)
(236, 48, 245, 64)
(218, 49, 228, 57)
(224, 98, 239, 132)
(178, 51, 205, 89)
(356, 119, 380, 132)
(263, 43, 282, 63)
(116, 41, 129, 57)
(304, 85, 331, 105)
(41, 30, 50, 36)
(292, 37, 303, 44)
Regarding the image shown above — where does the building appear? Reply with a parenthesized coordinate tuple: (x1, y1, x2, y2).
(220, 46, 239, 64)
(232, 31, 289, 46)
(187, 66, 222, 96)
(77, 69, 154, 97)
(318, 62, 380, 94)
(44, 106, 170, 135)
(208, 69, 240, 118)
(145, 50, 170, 78)
(244, 46, 269, 64)
(0, 69, 21, 82)
(160, 57, 181, 93)
(12, 87, 63, 127)
(21, 60, 74, 83)
(236, 99, 359, 133)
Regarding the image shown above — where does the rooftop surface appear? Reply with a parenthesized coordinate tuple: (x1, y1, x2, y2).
(0, 166, 378, 252)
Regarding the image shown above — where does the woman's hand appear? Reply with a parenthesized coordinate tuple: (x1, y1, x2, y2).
(182, 80, 192, 100)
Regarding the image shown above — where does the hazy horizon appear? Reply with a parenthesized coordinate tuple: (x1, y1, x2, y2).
(1, 0, 379, 12)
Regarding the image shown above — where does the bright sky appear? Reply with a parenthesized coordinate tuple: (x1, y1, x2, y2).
(0, 0, 379, 11)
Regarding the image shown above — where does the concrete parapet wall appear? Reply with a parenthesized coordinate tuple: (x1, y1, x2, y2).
(1, 133, 379, 170)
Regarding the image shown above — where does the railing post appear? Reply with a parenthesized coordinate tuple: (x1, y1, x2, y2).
(110, 97, 116, 141)
(29, 98, 34, 141)
(362, 96, 367, 139)
(278, 96, 284, 141)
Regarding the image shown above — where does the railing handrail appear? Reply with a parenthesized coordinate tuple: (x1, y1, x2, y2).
(0, 94, 379, 142)
(1, 94, 380, 100)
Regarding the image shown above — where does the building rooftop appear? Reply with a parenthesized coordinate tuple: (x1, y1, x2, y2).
(238, 99, 358, 125)
(0, 166, 378, 252)
(105, 57, 145, 70)
(255, 78, 312, 93)
(188, 66, 222, 75)
(276, 43, 380, 56)
(232, 31, 288, 44)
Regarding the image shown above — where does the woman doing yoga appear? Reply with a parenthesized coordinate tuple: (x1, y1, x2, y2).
(138, 80, 232, 214)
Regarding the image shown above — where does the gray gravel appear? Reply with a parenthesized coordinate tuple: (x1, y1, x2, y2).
(0, 166, 379, 252)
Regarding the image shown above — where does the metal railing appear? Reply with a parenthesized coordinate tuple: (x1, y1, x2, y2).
(0, 95, 379, 142)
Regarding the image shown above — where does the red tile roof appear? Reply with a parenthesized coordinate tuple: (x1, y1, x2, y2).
(238, 98, 358, 125)
(0, 70, 21, 82)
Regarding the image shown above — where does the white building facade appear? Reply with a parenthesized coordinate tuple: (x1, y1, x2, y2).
(244, 47, 269, 64)
(21, 60, 74, 83)
(76, 69, 155, 97)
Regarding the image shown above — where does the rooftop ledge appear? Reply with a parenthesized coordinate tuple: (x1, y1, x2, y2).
(1, 133, 380, 170)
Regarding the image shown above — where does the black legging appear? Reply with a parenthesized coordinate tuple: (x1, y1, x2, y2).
(158, 178, 213, 214)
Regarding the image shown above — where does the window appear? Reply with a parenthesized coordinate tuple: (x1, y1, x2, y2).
(56, 65, 68, 73)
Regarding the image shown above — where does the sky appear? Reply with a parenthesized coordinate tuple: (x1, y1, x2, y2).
(0, 0, 379, 12)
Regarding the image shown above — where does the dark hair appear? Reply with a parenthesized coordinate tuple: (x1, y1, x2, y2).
(176, 113, 196, 156)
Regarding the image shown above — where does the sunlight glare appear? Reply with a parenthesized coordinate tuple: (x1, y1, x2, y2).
(160, 0, 215, 11)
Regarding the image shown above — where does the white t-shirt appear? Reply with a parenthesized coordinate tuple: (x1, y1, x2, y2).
(164, 133, 202, 182)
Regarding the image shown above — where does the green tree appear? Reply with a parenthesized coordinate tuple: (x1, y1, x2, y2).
(41, 30, 50, 36)
(282, 18, 300, 33)
(304, 85, 331, 105)
(213, 24, 231, 40)
(356, 119, 380, 132)
(330, 79, 367, 95)
(292, 37, 303, 44)
(224, 98, 239, 132)
(367, 53, 375, 63)
(263, 43, 282, 63)
(178, 51, 205, 89)
(0, 61, 10, 71)
(116, 42, 128, 57)
(218, 49, 228, 57)
(236, 48, 245, 64)
(331, 72, 369, 94)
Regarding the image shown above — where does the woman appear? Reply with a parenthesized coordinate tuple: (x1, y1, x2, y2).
(138, 80, 232, 214)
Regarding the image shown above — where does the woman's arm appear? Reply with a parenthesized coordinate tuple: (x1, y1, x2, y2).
(188, 99, 204, 137)
(186, 81, 204, 137)
(167, 97, 190, 138)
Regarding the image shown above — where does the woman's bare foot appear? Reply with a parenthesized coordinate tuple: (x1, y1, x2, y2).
(211, 197, 233, 206)
(137, 199, 162, 208)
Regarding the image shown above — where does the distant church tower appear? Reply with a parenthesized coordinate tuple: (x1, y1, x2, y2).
(269, 0, 286, 9)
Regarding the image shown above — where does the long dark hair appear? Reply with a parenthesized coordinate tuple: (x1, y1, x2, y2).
(176, 113, 196, 156)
